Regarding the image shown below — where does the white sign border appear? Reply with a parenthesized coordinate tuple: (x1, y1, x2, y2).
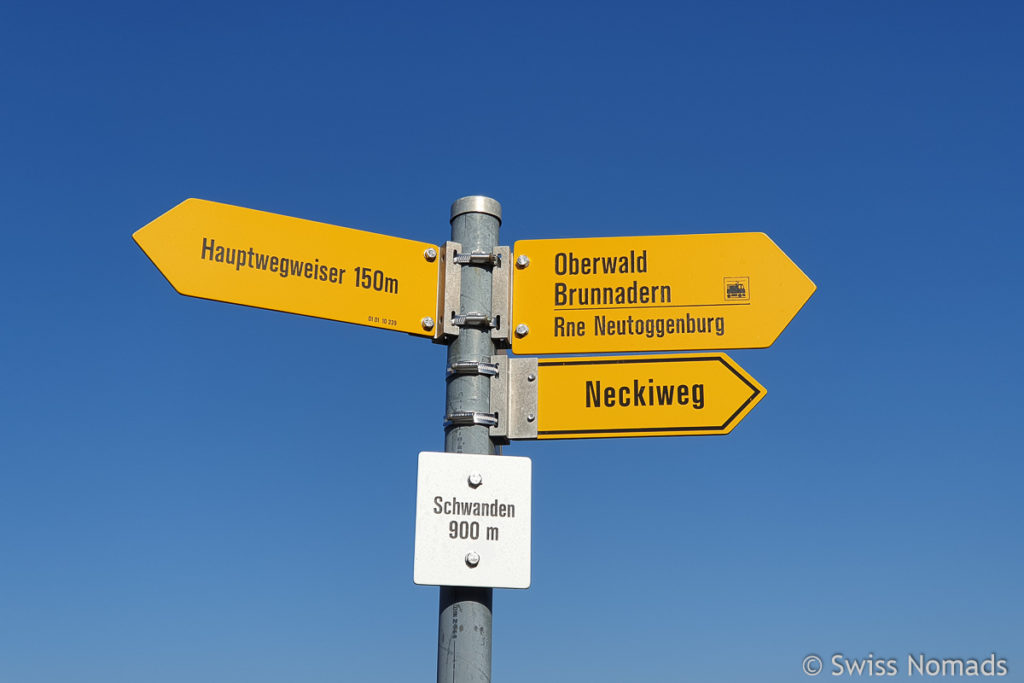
(414, 451, 532, 589)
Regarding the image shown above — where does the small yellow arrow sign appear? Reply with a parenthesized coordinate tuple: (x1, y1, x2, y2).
(535, 353, 764, 439)
(133, 199, 440, 336)
(511, 233, 815, 354)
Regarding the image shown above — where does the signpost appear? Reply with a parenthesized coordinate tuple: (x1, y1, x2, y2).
(133, 198, 440, 336)
(134, 195, 815, 683)
(510, 233, 815, 354)
(533, 353, 764, 439)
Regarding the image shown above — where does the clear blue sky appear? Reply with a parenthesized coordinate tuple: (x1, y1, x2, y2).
(2, 2, 1022, 682)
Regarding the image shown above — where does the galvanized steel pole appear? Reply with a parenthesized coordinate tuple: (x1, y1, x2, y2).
(438, 196, 501, 683)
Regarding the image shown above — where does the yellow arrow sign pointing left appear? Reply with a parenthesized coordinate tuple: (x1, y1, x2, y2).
(133, 199, 440, 336)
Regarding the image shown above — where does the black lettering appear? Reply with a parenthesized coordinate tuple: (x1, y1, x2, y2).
(632, 379, 646, 407)
(692, 384, 705, 409)
(555, 316, 585, 337)
(554, 282, 567, 305)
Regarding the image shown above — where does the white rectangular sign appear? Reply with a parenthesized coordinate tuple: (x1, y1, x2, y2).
(414, 451, 532, 589)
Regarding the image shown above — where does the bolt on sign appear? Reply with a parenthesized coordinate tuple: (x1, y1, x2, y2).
(532, 354, 765, 439)
(510, 233, 815, 354)
(133, 199, 440, 336)
(414, 451, 532, 589)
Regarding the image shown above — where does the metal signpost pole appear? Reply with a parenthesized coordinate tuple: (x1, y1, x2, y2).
(438, 196, 502, 683)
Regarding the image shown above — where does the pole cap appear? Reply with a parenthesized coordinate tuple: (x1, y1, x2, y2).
(450, 196, 502, 225)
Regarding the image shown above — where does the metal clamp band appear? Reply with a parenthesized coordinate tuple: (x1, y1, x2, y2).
(446, 361, 500, 379)
(453, 251, 502, 266)
(451, 312, 497, 328)
(444, 411, 499, 428)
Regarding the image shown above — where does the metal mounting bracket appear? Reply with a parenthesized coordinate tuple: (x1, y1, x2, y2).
(435, 242, 512, 345)
(490, 245, 511, 348)
(488, 355, 539, 443)
(435, 241, 462, 341)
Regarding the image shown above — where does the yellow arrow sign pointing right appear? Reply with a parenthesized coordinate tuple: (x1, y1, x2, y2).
(535, 353, 765, 439)
(511, 233, 815, 354)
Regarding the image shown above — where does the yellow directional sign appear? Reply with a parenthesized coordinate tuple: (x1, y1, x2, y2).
(535, 354, 764, 439)
(511, 233, 815, 354)
(133, 199, 440, 336)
